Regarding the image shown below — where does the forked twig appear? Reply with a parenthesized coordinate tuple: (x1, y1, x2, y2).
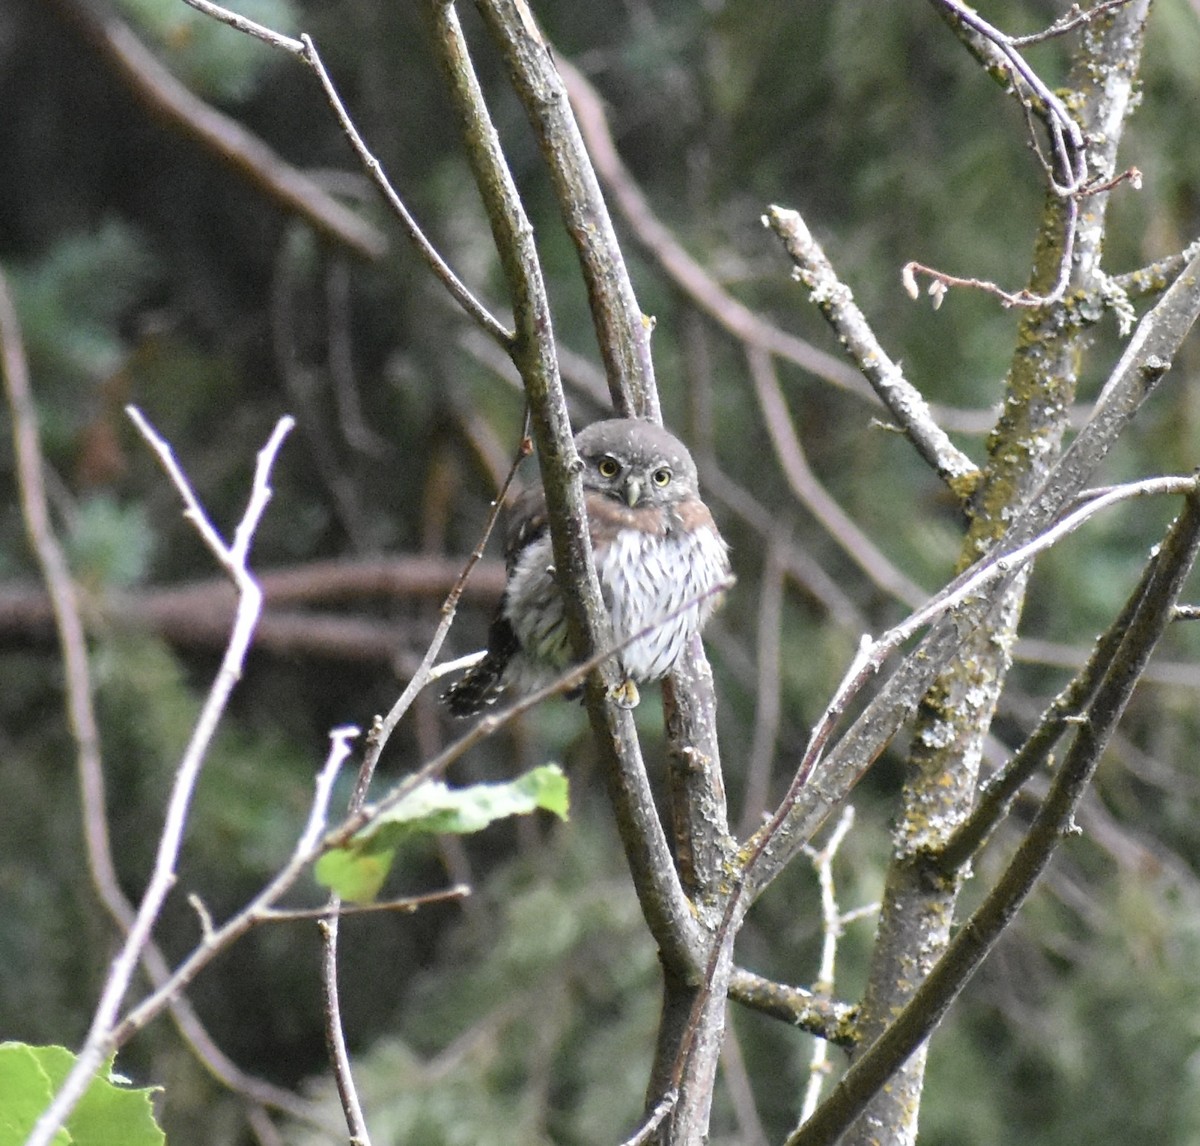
(796, 807, 876, 1125)
(911, 0, 1142, 309)
(26, 409, 296, 1146)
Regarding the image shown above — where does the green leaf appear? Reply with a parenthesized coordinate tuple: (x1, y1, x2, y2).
(0, 1043, 69, 1146)
(0, 1043, 164, 1146)
(315, 765, 570, 903)
(313, 847, 396, 906)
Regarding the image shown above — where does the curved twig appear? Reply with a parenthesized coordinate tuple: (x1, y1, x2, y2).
(174, 0, 512, 347)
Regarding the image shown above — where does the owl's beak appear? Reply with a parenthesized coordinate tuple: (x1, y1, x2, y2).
(622, 476, 643, 507)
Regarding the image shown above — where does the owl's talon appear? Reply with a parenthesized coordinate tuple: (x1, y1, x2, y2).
(609, 678, 641, 709)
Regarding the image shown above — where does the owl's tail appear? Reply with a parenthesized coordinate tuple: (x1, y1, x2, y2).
(441, 616, 519, 717)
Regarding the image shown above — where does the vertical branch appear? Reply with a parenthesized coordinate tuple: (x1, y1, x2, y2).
(319, 911, 371, 1146)
(840, 5, 1153, 1143)
(421, 2, 705, 978)
(796, 807, 872, 1126)
(472, 0, 658, 420)
(446, 7, 737, 1137)
(0, 270, 115, 917)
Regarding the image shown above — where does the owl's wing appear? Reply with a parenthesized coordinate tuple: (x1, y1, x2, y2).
(503, 482, 550, 573)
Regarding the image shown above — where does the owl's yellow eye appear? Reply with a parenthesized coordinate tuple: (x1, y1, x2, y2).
(598, 456, 620, 479)
(652, 467, 672, 487)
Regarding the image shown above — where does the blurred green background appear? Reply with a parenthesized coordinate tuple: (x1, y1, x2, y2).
(3, 0, 1200, 1142)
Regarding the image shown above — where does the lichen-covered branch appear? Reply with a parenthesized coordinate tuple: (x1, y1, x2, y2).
(764, 206, 980, 498)
(790, 479, 1200, 1146)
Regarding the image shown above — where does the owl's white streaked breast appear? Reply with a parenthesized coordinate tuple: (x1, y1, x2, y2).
(500, 515, 728, 695)
(596, 523, 729, 680)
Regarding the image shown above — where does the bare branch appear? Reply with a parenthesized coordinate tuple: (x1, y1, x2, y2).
(747, 235, 1200, 898)
(916, 0, 1150, 308)
(746, 345, 930, 606)
(422, 0, 709, 983)
(738, 534, 787, 838)
(25, 411, 295, 1146)
(110, 727, 359, 1047)
(319, 912, 372, 1146)
(356, 425, 530, 804)
(0, 255, 114, 952)
(797, 807, 872, 1126)
(936, 513, 1166, 873)
(3, 274, 327, 1128)
(1010, 0, 1138, 46)
(259, 887, 470, 923)
(930, 0, 1087, 193)
(474, 2, 657, 419)
(175, 0, 512, 346)
(789, 480, 1200, 1146)
(764, 207, 980, 496)
(726, 969, 857, 1045)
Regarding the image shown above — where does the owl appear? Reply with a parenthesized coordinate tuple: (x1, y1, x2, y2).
(443, 418, 730, 716)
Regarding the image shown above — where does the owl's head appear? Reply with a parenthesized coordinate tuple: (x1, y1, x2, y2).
(575, 418, 699, 508)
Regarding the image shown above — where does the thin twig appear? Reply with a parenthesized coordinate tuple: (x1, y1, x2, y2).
(25, 412, 292, 1146)
(326, 576, 736, 855)
(355, 421, 530, 806)
(110, 727, 358, 1047)
(1010, 0, 1137, 46)
(25, 411, 294, 1146)
(796, 808, 876, 1126)
(932, 0, 1087, 192)
(259, 887, 470, 922)
(914, 0, 1134, 308)
(308, 411, 528, 1146)
(746, 345, 931, 604)
(619, 1088, 679, 1146)
(902, 249, 1082, 311)
(789, 480, 1200, 1146)
(319, 912, 371, 1146)
(177, 0, 512, 348)
(738, 532, 786, 838)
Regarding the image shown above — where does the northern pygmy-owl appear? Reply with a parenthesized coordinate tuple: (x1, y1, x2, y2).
(443, 418, 730, 716)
